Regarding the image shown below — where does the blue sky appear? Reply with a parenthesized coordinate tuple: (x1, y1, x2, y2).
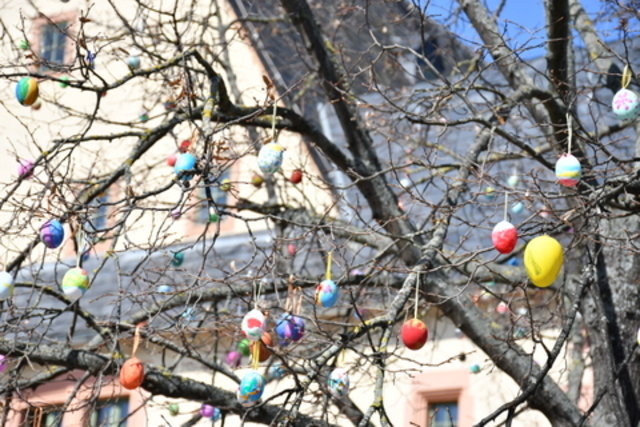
(421, 0, 623, 58)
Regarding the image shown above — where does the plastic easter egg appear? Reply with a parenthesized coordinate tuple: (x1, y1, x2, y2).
(126, 55, 141, 70)
(491, 221, 518, 254)
(62, 267, 89, 300)
(251, 174, 264, 188)
(511, 201, 524, 214)
(15, 77, 39, 106)
(139, 111, 149, 122)
(18, 160, 34, 179)
(31, 100, 42, 110)
(59, 76, 70, 88)
(287, 243, 296, 256)
(237, 370, 265, 406)
(0, 272, 14, 299)
(220, 179, 232, 192)
(241, 309, 266, 341)
(496, 302, 509, 314)
(200, 404, 214, 418)
(524, 235, 563, 288)
(19, 40, 29, 50)
(171, 252, 184, 267)
(119, 357, 144, 390)
(225, 350, 241, 368)
(157, 284, 172, 293)
(238, 338, 251, 356)
(507, 174, 519, 187)
(268, 363, 286, 380)
(401, 318, 428, 350)
(167, 153, 177, 167)
(470, 364, 481, 374)
(555, 154, 581, 187)
(275, 314, 305, 346)
(211, 407, 221, 422)
(315, 279, 339, 308)
(507, 257, 520, 267)
(328, 367, 349, 397)
(179, 140, 191, 153)
(250, 332, 272, 363)
(0, 355, 7, 373)
(168, 403, 179, 416)
(612, 88, 640, 121)
(290, 169, 303, 184)
(170, 208, 181, 219)
(40, 219, 64, 249)
(174, 153, 197, 181)
(257, 142, 284, 175)
(484, 186, 495, 200)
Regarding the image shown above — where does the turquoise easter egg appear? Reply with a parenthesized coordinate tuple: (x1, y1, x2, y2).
(328, 367, 349, 397)
(15, 77, 39, 106)
(174, 153, 197, 181)
(315, 279, 339, 308)
(237, 370, 265, 406)
(612, 88, 640, 121)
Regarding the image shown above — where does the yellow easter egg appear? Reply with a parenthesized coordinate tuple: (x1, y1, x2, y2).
(524, 235, 563, 287)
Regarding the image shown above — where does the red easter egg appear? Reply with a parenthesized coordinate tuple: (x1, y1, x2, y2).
(401, 319, 428, 350)
(167, 154, 177, 167)
(287, 243, 296, 256)
(119, 357, 144, 390)
(491, 221, 517, 254)
(179, 140, 191, 153)
(290, 169, 303, 184)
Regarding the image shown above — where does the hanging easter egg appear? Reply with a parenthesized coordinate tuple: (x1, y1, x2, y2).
(0, 355, 7, 373)
(511, 201, 524, 214)
(179, 140, 191, 153)
(164, 100, 177, 111)
(637, 327, 640, 346)
(555, 154, 581, 187)
(31, 100, 42, 111)
(15, 77, 39, 106)
(157, 284, 172, 293)
(126, 55, 141, 70)
(401, 318, 429, 350)
(139, 111, 149, 122)
(251, 174, 264, 188)
(19, 40, 29, 50)
(18, 160, 34, 179)
(171, 252, 185, 267)
(0, 272, 13, 299)
(491, 221, 518, 254)
(315, 279, 339, 308)
(507, 257, 520, 267)
(170, 208, 181, 219)
(524, 235, 563, 288)
(167, 153, 177, 167)
(174, 153, 197, 181)
(257, 142, 284, 175)
(225, 350, 241, 368)
(62, 267, 90, 300)
(328, 367, 350, 397)
(211, 407, 221, 422)
(496, 301, 509, 314)
(119, 357, 144, 390)
(40, 219, 64, 249)
(275, 314, 305, 346)
(250, 332, 272, 363)
(268, 363, 286, 380)
(241, 309, 266, 341)
(484, 186, 495, 200)
(287, 243, 296, 256)
(237, 370, 266, 406)
(470, 364, 481, 374)
(238, 338, 251, 356)
(59, 76, 70, 88)
(220, 179, 232, 192)
(612, 88, 640, 121)
(168, 403, 179, 416)
(200, 404, 214, 418)
(290, 169, 303, 184)
(507, 174, 519, 187)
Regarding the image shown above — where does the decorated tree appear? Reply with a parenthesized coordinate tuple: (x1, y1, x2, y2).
(0, 0, 639, 426)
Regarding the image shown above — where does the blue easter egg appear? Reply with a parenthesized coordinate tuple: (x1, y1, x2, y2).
(40, 219, 65, 249)
(157, 284, 172, 293)
(315, 279, 339, 308)
(511, 201, 524, 214)
(268, 363, 286, 380)
(275, 314, 305, 346)
(174, 153, 197, 181)
(237, 370, 265, 406)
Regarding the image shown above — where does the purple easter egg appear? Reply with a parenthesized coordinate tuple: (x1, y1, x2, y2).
(18, 160, 34, 179)
(225, 350, 241, 368)
(200, 404, 214, 418)
(40, 219, 64, 249)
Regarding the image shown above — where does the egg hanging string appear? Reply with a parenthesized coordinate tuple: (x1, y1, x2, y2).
(414, 271, 421, 319)
(503, 192, 509, 223)
(132, 323, 144, 358)
(566, 113, 572, 154)
(325, 251, 333, 281)
(622, 64, 632, 90)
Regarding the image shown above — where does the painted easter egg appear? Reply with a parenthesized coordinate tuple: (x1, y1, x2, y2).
(220, 179, 232, 192)
(268, 363, 286, 380)
(507, 174, 519, 187)
(257, 142, 284, 175)
(62, 267, 89, 300)
(225, 350, 241, 368)
(251, 174, 264, 188)
(119, 357, 144, 390)
(170, 208, 181, 219)
(15, 77, 39, 106)
(0, 271, 13, 299)
(210, 407, 221, 422)
(555, 154, 581, 187)
(511, 201, 524, 214)
(290, 169, 303, 184)
(0, 355, 7, 373)
(241, 309, 266, 341)
(496, 301, 509, 314)
(40, 219, 64, 249)
(18, 160, 34, 179)
(491, 221, 518, 254)
(250, 332, 272, 363)
(237, 370, 265, 406)
(484, 186, 495, 200)
(328, 367, 349, 397)
(167, 153, 177, 167)
(59, 76, 70, 88)
(179, 140, 191, 153)
(612, 88, 640, 121)
(157, 284, 172, 293)
(139, 111, 149, 122)
(174, 153, 197, 181)
(315, 279, 339, 308)
(171, 252, 185, 267)
(168, 403, 179, 416)
(401, 318, 429, 350)
(637, 327, 640, 346)
(126, 55, 141, 70)
(238, 338, 251, 357)
(19, 40, 29, 50)
(470, 364, 481, 374)
(507, 257, 520, 267)
(287, 243, 296, 256)
(200, 404, 214, 418)
(275, 314, 305, 346)
(524, 235, 563, 288)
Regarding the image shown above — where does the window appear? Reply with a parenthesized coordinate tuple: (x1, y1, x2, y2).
(40, 22, 69, 70)
(23, 406, 63, 427)
(89, 398, 129, 427)
(428, 401, 458, 427)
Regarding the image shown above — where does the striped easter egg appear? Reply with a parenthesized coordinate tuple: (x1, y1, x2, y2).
(15, 77, 39, 106)
(555, 154, 581, 187)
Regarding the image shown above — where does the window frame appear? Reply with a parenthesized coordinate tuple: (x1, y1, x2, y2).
(29, 10, 78, 74)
